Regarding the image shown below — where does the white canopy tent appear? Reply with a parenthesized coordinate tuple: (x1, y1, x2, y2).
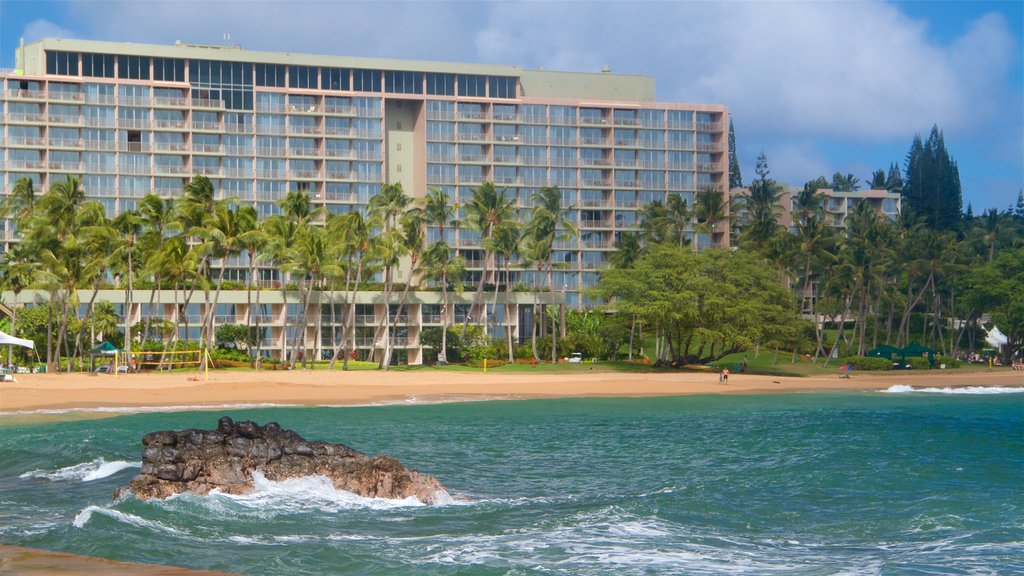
(0, 330, 35, 350)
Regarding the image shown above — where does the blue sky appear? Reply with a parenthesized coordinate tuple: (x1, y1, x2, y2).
(1, 0, 1021, 211)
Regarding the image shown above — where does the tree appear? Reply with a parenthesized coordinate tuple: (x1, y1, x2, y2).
(885, 163, 904, 195)
(526, 185, 575, 363)
(367, 182, 412, 368)
(484, 220, 522, 362)
(830, 172, 861, 192)
(694, 186, 728, 249)
(728, 120, 743, 189)
(903, 125, 962, 231)
(739, 151, 784, 253)
(792, 177, 828, 226)
(422, 187, 458, 364)
(592, 243, 799, 366)
(462, 181, 516, 337)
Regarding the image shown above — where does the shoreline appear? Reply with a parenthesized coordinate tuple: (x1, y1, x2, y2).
(2, 368, 1020, 422)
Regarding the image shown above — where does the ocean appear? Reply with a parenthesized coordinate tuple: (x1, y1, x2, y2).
(1, 388, 1021, 575)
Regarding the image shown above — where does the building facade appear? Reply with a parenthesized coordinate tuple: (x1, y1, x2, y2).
(1, 38, 729, 363)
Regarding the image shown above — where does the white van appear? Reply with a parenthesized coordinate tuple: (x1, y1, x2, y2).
(569, 352, 583, 363)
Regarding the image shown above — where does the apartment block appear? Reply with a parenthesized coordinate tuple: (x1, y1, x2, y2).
(1, 38, 729, 363)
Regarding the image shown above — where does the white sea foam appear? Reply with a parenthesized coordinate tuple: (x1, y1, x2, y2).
(882, 385, 1024, 395)
(73, 504, 185, 535)
(19, 458, 138, 482)
(197, 471, 452, 512)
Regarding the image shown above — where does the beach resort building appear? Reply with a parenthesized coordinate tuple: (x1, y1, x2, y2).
(0, 38, 729, 363)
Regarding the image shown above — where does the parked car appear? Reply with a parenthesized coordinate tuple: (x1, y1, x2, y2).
(569, 352, 583, 363)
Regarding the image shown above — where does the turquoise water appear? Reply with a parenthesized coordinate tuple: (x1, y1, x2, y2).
(1, 390, 1022, 575)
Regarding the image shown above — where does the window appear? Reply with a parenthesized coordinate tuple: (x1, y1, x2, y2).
(289, 65, 317, 89)
(118, 55, 149, 80)
(46, 51, 78, 76)
(323, 68, 349, 91)
(489, 76, 516, 99)
(153, 58, 185, 82)
(426, 73, 454, 96)
(256, 63, 285, 87)
(82, 53, 115, 78)
(457, 74, 486, 97)
(385, 71, 422, 94)
(352, 69, 381, 92)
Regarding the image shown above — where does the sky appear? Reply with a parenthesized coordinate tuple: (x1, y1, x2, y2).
(1, 0, 1021, 212)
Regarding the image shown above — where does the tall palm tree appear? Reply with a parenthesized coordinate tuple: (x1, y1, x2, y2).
(0, 246, 37, 366)
(327, 211, 374, 370)
(527, 185, 575, 363)
(485, 221, 522, 362)
(236, 206, 266, 367)
(367, 183, 412, 367)
(665, 193, 691, 248)
(421, 240, 465, 364)
(462, 181, 516, 337)
(138, 193, 174, 342)
(1, 176, 37, 232)
(694, 186, 728, 249)
(198, 201, 253, 360)
(113, 209, 143, 359)
(422, 187, 457, 364)
(382, 207, 426, 369)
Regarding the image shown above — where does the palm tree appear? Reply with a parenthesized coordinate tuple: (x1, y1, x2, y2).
(1, 176, 37, 232)
(112, 209, 142, 359)
(740, 154, 785, 254)
(461, 181, 516, 337)
(423, 187, 457, 364)
(138, 193, 174, 342)
(694, 186, 728, 249)
(639, 200, 670, 244)
(236, 206, 266, 367)
(198, 201, 253, 361)
(0, 246, 37, 366)
(367, 183, 412, 367)
(485, 220, 522, 361)
(327, 211, 374, 370)
(285, 224, 332, 369)
(421, 240, 465, 364)
(527, 185, 575, 363)
(665, 193, 691, 248)
(383, 207, 426, 369)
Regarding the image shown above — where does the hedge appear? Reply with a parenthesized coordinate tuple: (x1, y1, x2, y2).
(844, 356, 893, 371)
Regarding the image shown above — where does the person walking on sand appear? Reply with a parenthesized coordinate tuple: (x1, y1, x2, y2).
(721, 367, 729, 384)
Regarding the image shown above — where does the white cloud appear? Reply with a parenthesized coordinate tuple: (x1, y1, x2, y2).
(21, 18, 77, 44)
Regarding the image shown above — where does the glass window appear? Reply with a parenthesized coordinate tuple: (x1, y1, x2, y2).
(385, 71, 422, 94)
(489, 76, 516, 99)
(118, 55, 150, 80)
(352, 70, 381, 92)
(324, 68, 349, 91)
(256, 63, 285, 87)
(153, 58, 185, 82)
(46, 51, 79, 76)
(457, 74, 486, 97)
(84, 54, 115, 78)
(289, 65, 317, 89)
(425, 73, 454, 96)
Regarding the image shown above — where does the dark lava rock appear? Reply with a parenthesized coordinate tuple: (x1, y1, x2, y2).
(118, 417, 447, 504)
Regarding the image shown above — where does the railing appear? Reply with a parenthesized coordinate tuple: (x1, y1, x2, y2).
(459, 154, 486, 162)
(191, 98, 226, 110)
(324, 105, 354, 115)
(194, 166, 220, 176)
(120, 96, 150, 107)
(153, 142, 189, 152)
(581, 179, 610, 187)
(290, 147, 321, 157)
(10, 137, 47, 146)
(666, 162, 694, 171)
(153, 164, 190, 174)
(153, 119, 187, 129)
(326, 171, 353, 180)
(119, 164, 152, 175)
(222, 168, 251, 178)
(153, 96, 188, 107)
(580, 221, 613, 230)
(493, 135, 519, 142)
(289, 125, 322, 135)
(493, 155, 517, 163)
(258, 170, 286, 179)
(288, 104, 322, 113)
(225, 123, 253, 134)
(324, 149, 354, 159)
(613, 118, 639, 126)
(255, 103, 286, 113)
(6, 113, 47, 123)
(324, 126, 351, 136)
(223, 145, 253, 156)
(580, 158, 612, 167)
(521, 114, 547, 123)
(83, 163, 116, 173)
(118, 118, 150, 129)
(256, 124, 287, 135)
(7, 160, 47, 170)
(668, 121, 695, 130)
(48, 162, 82, 171)
(192, 144, 222, 154)
(696, 141, 724, 152)
(256, 147, 287, 157)
(6, 89, 47, 99)
(696, 163, 718, 172)
(422, 314, 442, 324)
(667, 140, 694, 150)
(192, 121, 223, 131)
(49, 114, 82, 125)
(425, 111, 455, 121)
(354, 315, 375, 324)
(695, 122, 722, 132)
(457, 132, 487, 142)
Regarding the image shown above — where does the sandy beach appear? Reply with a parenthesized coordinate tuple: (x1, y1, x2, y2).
(2, 366, 1020, 416)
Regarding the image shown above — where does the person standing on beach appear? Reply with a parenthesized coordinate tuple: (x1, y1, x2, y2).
(721, 367, 729, 384)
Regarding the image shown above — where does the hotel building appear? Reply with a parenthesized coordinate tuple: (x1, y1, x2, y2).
(1, 38, 729, 363)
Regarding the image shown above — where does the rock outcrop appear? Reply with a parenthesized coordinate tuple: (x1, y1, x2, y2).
(120, 417, 447, 503)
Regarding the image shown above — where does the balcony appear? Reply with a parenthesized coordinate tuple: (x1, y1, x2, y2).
(153, 165, 190, 175)
(153, 96, 189, 107)
(289, 125, 322, 135)
(696, 121, 723, 132)
(120, 96, 151, 107)
(119, 164, 152, 175)
(153, 119, 187, 129)
(457, 132, 487, 142)
(192, 143, 222, 154)
(194, 166, 221, 176)
(83, 117, 116, 128)
(6, 113, 47, 123)
(696, 141, 724, 152)
(9, 136, 47, 146)
(581, 137, 607, 146)
(153, 142, 189, 152)
(48, 162, 82, 172)
(191, 98, 226, 110)
(223, 145, 253, 156)
(521, 113, 547, 124)
(325, 104, 354, 115)
(49, 115, 82, 125)
(225, 123, 253, 134)
(256, 147, 287, 157)
(288, 103, 322, 114)
(192, 121, 223, 132)
(290, 147, 322, 157)
(6, 88, 47, 99)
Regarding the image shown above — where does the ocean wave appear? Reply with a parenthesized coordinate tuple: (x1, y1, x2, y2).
(188, 472, 453, 512)
(882, 385, 1024, 395)
(73, 504, 186, 535)
(19, 458, 138, 482)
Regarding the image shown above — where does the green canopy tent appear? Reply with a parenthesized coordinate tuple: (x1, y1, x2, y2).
(866, 345, 903, 363)
(89, 341, 124, 372)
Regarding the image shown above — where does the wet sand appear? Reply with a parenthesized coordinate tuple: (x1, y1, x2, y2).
(0, 545, 237, 575)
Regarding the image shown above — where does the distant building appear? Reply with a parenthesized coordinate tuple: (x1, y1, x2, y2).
(1, 38, 730, 363)
(731, 185, 901, 231)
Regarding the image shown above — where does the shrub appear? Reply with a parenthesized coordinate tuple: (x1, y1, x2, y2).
(935, 355, 960, 369)
(905, 357, 932, 370)
(844, 356, 893, 371)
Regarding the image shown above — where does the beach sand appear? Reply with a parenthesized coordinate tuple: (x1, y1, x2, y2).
(2, 366, 1020, 415)
(0, 545, 238, 575)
